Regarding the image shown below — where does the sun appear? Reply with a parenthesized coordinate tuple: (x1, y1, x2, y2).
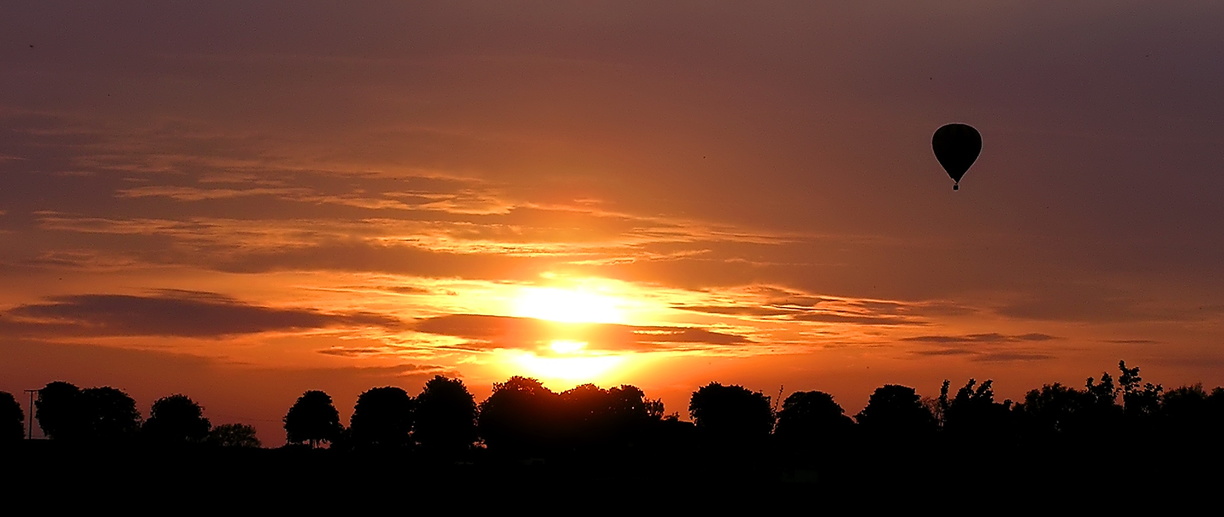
(494, 281, 647, 386)
(510, 286, 627, 324)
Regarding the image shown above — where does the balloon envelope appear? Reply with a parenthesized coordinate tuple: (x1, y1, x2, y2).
(932, 123, 981, 188)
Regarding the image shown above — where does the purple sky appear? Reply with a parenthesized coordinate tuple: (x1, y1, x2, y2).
(3, 2, 1223, 445)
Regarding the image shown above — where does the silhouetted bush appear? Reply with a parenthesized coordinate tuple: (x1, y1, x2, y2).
(208, 423, 262, 448)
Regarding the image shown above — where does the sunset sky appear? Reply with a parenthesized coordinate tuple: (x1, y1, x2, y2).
(3, 2, 1223, 446)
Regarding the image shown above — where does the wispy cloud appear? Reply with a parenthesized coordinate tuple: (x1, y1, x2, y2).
(902, 333, 1060, 363)
(902, 333, 1058, 344)
(2, 290, 402, 338)
(412, 313, 751, 353)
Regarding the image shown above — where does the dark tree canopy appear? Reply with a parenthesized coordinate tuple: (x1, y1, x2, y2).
(1018, 382, 1093, 436)
(1, 391, 23, 443)
(688, 382, 775, 441)
(36, 382, 142, 442)
(36, 381, 84, 440)
(938, 379, 1013, 440)
(349, 386, 414, 450)
(855, 384, 936, 437)
(144, 394, 211, 444)
(478, 376, 558, 455)
(774, 390, 854, 445)
(78, 387, 142, 442)
(1118, 360, 1162, 420)
(208, 423, 262, 448)
(556, 383, 658, 452)
(414, 375, 478, 454)
(284, 390, 343, 448)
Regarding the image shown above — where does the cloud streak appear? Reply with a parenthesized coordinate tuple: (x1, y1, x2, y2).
(2, 290, 402, 338)
(412, 313, 751, 353)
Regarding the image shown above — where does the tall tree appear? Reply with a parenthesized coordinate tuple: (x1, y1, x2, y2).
(414, 376, 477, 454)
(349, 386, 414, 450)
(144, 394, 211, 444)
(1118, 361, 1162, 419)
(688, 382, 775, 442)
(1, 391, 23, 443)
(284, 390, 343, 448)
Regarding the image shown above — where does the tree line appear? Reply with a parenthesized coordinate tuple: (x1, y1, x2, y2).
(6, 360, 1224, 464)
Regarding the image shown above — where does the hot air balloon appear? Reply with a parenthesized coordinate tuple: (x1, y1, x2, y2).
(932, 123, 981, 190)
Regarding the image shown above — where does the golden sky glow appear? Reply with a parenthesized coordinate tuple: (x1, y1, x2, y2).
(4, 2, 1224, 447)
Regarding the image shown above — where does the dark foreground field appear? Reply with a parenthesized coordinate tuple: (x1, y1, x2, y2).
(5, 438, 1218, 512)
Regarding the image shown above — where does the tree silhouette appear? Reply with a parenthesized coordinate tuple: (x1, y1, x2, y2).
(937, 379, 1013, 440)
(414, 375, 478, 455)
(35, 381, 84, 440)
(207, 423, 262, 448)
(774, 390, 855, 446)
(557, 383, 614, 450)
(35, 382, 141, 442)
(284, 390, 343, 448)
(688, 382, 775, 442)
(556, 384, 642, 452)
(349, 386, 414, 450)
(855, 384, 936, 438)
(477, 376, 558, 456)
(144, 394, 212, 444)
(1017, 378, 1134, 442)
(1118, 361, 1162, 420)
(79, 387, 141, 442)
(1, 391, 22, 443)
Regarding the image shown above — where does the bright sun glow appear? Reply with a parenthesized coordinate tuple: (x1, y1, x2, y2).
(510, 286, 627, 324)
(493, 280, 652, 385)
(549, 339, 587, 354)
(508, 348, 627, 384)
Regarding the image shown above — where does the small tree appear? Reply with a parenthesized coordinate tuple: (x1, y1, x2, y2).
(284, 390, 343, 448)
(144, 394, 211, 444)
(1, 391, 23, 443)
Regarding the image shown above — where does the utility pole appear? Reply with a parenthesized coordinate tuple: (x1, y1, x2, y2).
(24, 389, 37, 440)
